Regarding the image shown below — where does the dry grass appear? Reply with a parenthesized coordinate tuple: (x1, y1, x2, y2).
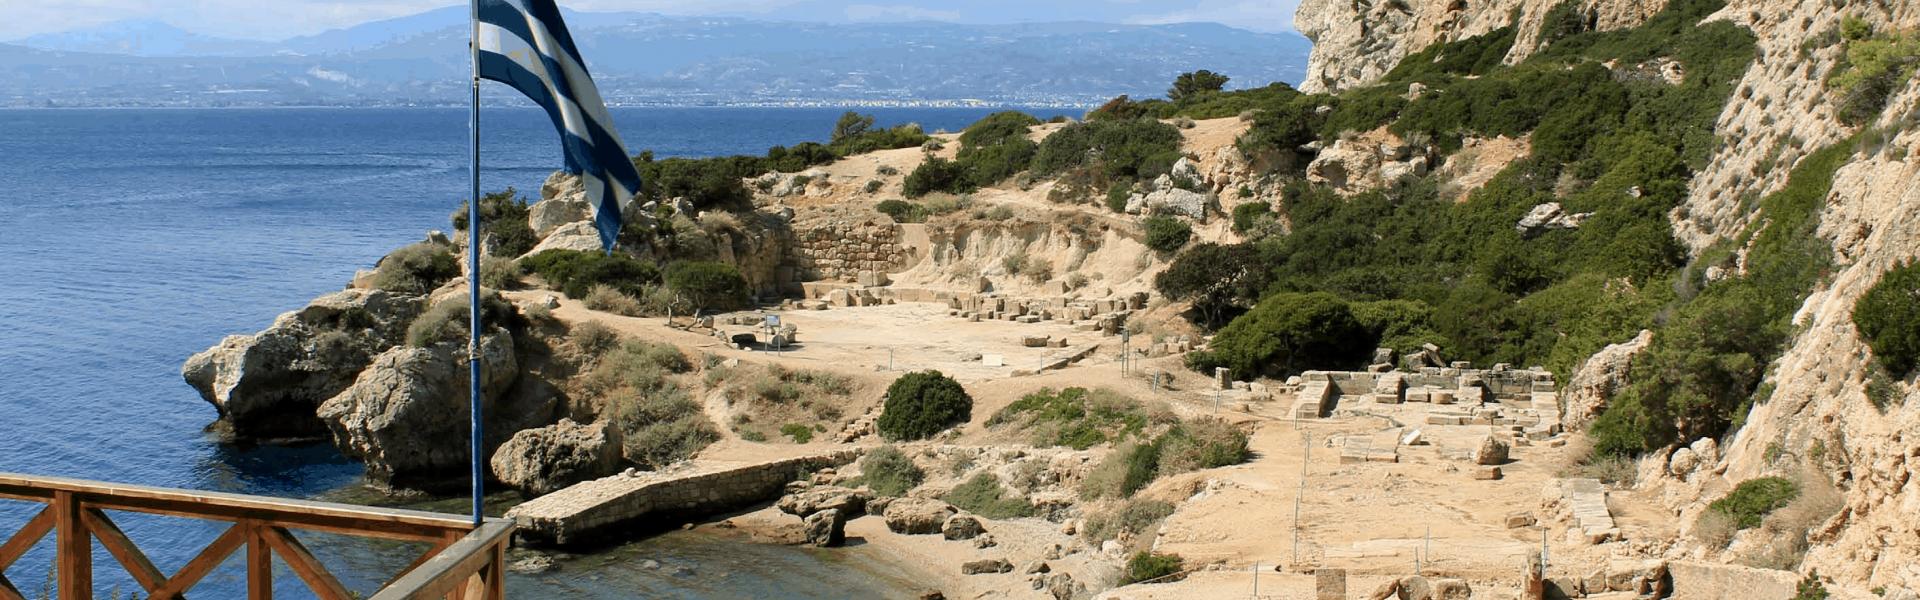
(1558, 436, 1640, 486)
(1734, 467, 1844, 569)
(583, 284, 646, 317)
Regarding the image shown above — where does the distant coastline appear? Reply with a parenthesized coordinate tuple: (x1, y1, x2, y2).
(0, 99, 1104, 110)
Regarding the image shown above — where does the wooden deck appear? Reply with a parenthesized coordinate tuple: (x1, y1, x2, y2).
(0, 472, 512, 600)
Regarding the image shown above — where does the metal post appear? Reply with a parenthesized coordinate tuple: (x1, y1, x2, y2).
(1251, 562, 1258, 598)
(466, 0, 484, 527)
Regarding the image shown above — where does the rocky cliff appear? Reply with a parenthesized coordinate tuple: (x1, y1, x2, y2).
(1301, 0, 1920, 591)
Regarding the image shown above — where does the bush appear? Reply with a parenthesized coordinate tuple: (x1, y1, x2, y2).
(1169, 70, 1230, 101)
(634, 153, 760, 211)
(1121, 552, 1185, 584)
(1032, 119, 1184, 181)
(519, 249, 660, 299)
(1230, 202, 1271, 234)
(568, 321, 620, 356)
(1081, 499, 1175, 543)
(1853, 260, 1920, 377)
(859, 446, 923, 496)
(452, 189, 538, 257)
(614, 388, 717, 468)
(1142, 216, 1192, 254)
(828, 112, 930, 156)
(1709, 476, 1800, 530)
(1155, 243, 1262, 327)
(1793, 571, 1829, 600)
(902, 157, 975, 198)
(371, 242, 460, 295)
(876, 370, 973, 441)
(479, 256, 521, 289)
(942, 473, 1035, 519)
(1155, 418, 1251, 475)
(404, 293, 518, 348)
(989, 387, 1161, 449)
(1186, 292, 1371, 379)
(780, 423, 814, 443)
(875, 199, 929, 223)
(1828, 30, 1920, 125)
(1105, 183, 1133, 212)
(664, 261, 750, 312)
(955, 111, 1041, 186)
(1080, 441, 1161, 499)
(582, 285, 646, 317)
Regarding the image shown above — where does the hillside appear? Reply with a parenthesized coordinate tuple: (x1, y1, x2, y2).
(175, 1, 1920, 595)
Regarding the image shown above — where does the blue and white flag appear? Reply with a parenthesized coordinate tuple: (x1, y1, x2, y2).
(476, 0, 638, 252)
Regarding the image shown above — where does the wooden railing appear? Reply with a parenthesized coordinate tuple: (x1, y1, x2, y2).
(0, 473, 512, 600)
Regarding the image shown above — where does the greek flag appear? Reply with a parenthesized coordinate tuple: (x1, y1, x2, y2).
(476, 0, 637, 252)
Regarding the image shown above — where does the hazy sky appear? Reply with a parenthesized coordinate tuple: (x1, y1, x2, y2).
(1, 0, 1300, 42)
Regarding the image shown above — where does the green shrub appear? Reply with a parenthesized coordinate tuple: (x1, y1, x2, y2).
(1081, 499, 1175, 543)
(1105, 183, 1133, 212)
(1853, 260, 1920, 377)
(371, 242, 460, 295)
(1709, 476, 1800, 529)
(1155, 418, 1251, 475)
(519, 249, 661, 299)
(664, 261, 750, 312)
(859, 446, 923, 496)
(614, 386, 717, 468)
(875, 199, 929, 223)
(955, 111, 1041, 186)
(1142, 216, 1192, 254)
(479, 256, 521, 289)
(828, 112, 930, 156)
(568, 321, 620, 356)
(404, 293, 518, 348)
(1121, 552, 1185, 584)
(1828, 30, 1920, 126)
(876, 370, 973, 441)
(1154, 243, 1261, 327)
(634, 153, 760, 211)
(1080, 441, 1161, 499)
(902, 157, 975, 198)
(1230, 202, 1271, 233)
(1186, 291, 1371, 379)
(780, 423, 814, 443)
(942, 473, 1034, 519)
(1032, 119, 1184, 181)
(1168, 70, 1230, 101)
(989, 387, 1159, 449)
(582, 285, 646, 317)
(1793, 571, 1830, 600)
(452, 189, 538, 257)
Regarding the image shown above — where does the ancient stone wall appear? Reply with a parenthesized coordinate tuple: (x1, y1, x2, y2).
(785, 218, 914, 284)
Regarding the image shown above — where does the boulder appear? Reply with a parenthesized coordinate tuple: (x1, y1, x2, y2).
(1138, 188, 1209, 219)
(1023, 561, 1051, 575)
(960, 559, 1013, 575)
(183, 288, 422, 441)
(1473, 436, 1511, 465)
(1044, 573, 1082, 600)
(1430, 578, 1471, 600)
(1505, 511, 1537, 528)
(777, 486, 871, 517)
(1561, 330, 1653, 431)
(317, 330, 528, 491)
(525, 221, 604, 256)
(1668, 447, 1700, 476)
(803, 508, 848, 547)
(489, 418, 621, 496)
(1022, 335, 1051, 348)
(884, 498, 957, 535)
(1515, 202, 1592, 236)
(1397, 575, 1431, 600)
(942, 514, 985, 540)
(528, 197, 588, 238)
(1367, 578, 1401, 600)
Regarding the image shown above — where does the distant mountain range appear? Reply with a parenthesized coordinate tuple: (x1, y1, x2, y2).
(1, 8, 1309, 108)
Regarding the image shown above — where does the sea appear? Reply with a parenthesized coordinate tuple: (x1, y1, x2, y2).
(0, 106, 1077, 598)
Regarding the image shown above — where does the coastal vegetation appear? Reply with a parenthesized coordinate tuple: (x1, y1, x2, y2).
(452, 189, 538, 257)
(1853, 260, 1920, 379)
(1080, 418, 1250, 499)
(877, 370, 973, 441)
(942, 473, 1035, 518)
(855, 445, 924, 497)
(988, 387, 1168, 450)
(370, 242, 460, 295)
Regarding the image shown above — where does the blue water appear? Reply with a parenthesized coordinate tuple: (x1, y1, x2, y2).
(0, 106, 1063, 597)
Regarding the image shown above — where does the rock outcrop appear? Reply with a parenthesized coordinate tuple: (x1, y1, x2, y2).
(884, 497, 958, 535)
(183, 288, 421, 441)
(1303, 130, 1431, 194)
(317, 330, 531, 491)
(1560, 329, 1653, 432)
(489, 418, 623, 496)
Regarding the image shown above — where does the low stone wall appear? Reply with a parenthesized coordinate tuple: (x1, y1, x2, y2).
(507, 451, 859, 547)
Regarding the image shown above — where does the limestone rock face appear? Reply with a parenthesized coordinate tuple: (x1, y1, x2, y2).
(1560, 329, 1653, 432)
(883, 497, 958, 535)
(1303, 134, 1430, 195)
(528, 197, 588, 238)
(183, 289, 422, 441)
(525, 221, 604, 257)
(489, 418, 622, 496)
(317, 330, 522, 491)
(1514, 202, 1593, 236)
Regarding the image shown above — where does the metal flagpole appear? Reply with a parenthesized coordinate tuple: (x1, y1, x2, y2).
(466, 0, 484, 527)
